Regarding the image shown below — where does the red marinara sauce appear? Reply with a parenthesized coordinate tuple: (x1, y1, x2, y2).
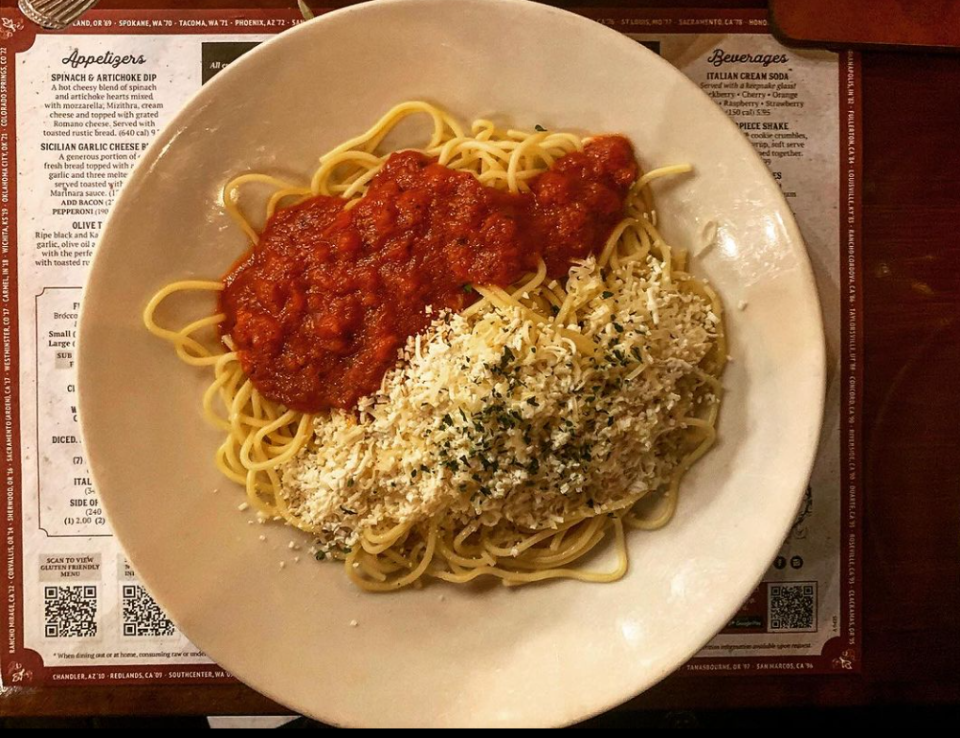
(220, 135, 638, 412)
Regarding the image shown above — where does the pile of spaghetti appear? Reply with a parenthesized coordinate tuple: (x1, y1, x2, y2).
(144, 102, 726, 591)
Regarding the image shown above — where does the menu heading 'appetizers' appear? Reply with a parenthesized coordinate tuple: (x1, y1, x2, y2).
(61, 49, 148, 69)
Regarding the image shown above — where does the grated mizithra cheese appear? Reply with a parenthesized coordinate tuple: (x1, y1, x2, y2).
(280, 256, 718, 551)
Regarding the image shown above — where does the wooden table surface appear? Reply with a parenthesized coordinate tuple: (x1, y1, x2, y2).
(3, 0, 959, 721)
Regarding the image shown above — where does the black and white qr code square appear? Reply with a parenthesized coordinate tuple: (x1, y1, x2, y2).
(768, 582, 817, 633)
(122, 585, 176, 637)
(44, 585, 98, 639)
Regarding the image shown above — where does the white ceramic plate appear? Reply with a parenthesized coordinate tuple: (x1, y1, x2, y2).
(78, 0, 825, 728)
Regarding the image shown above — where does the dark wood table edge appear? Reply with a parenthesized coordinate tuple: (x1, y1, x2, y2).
(768, 0, 960, 54)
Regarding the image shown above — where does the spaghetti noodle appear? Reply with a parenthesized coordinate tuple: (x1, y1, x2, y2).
(143, 101, 726, 591)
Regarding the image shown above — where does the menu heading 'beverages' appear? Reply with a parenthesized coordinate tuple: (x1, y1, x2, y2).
(708, 49, 788, 67)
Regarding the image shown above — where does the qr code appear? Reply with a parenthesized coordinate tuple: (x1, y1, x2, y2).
(44, 586, 98, 639)
(768, 582, 817, 632)
(122, 585, 176, 637)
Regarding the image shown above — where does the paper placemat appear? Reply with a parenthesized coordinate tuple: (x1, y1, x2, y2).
(0, 5, 861, 688)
